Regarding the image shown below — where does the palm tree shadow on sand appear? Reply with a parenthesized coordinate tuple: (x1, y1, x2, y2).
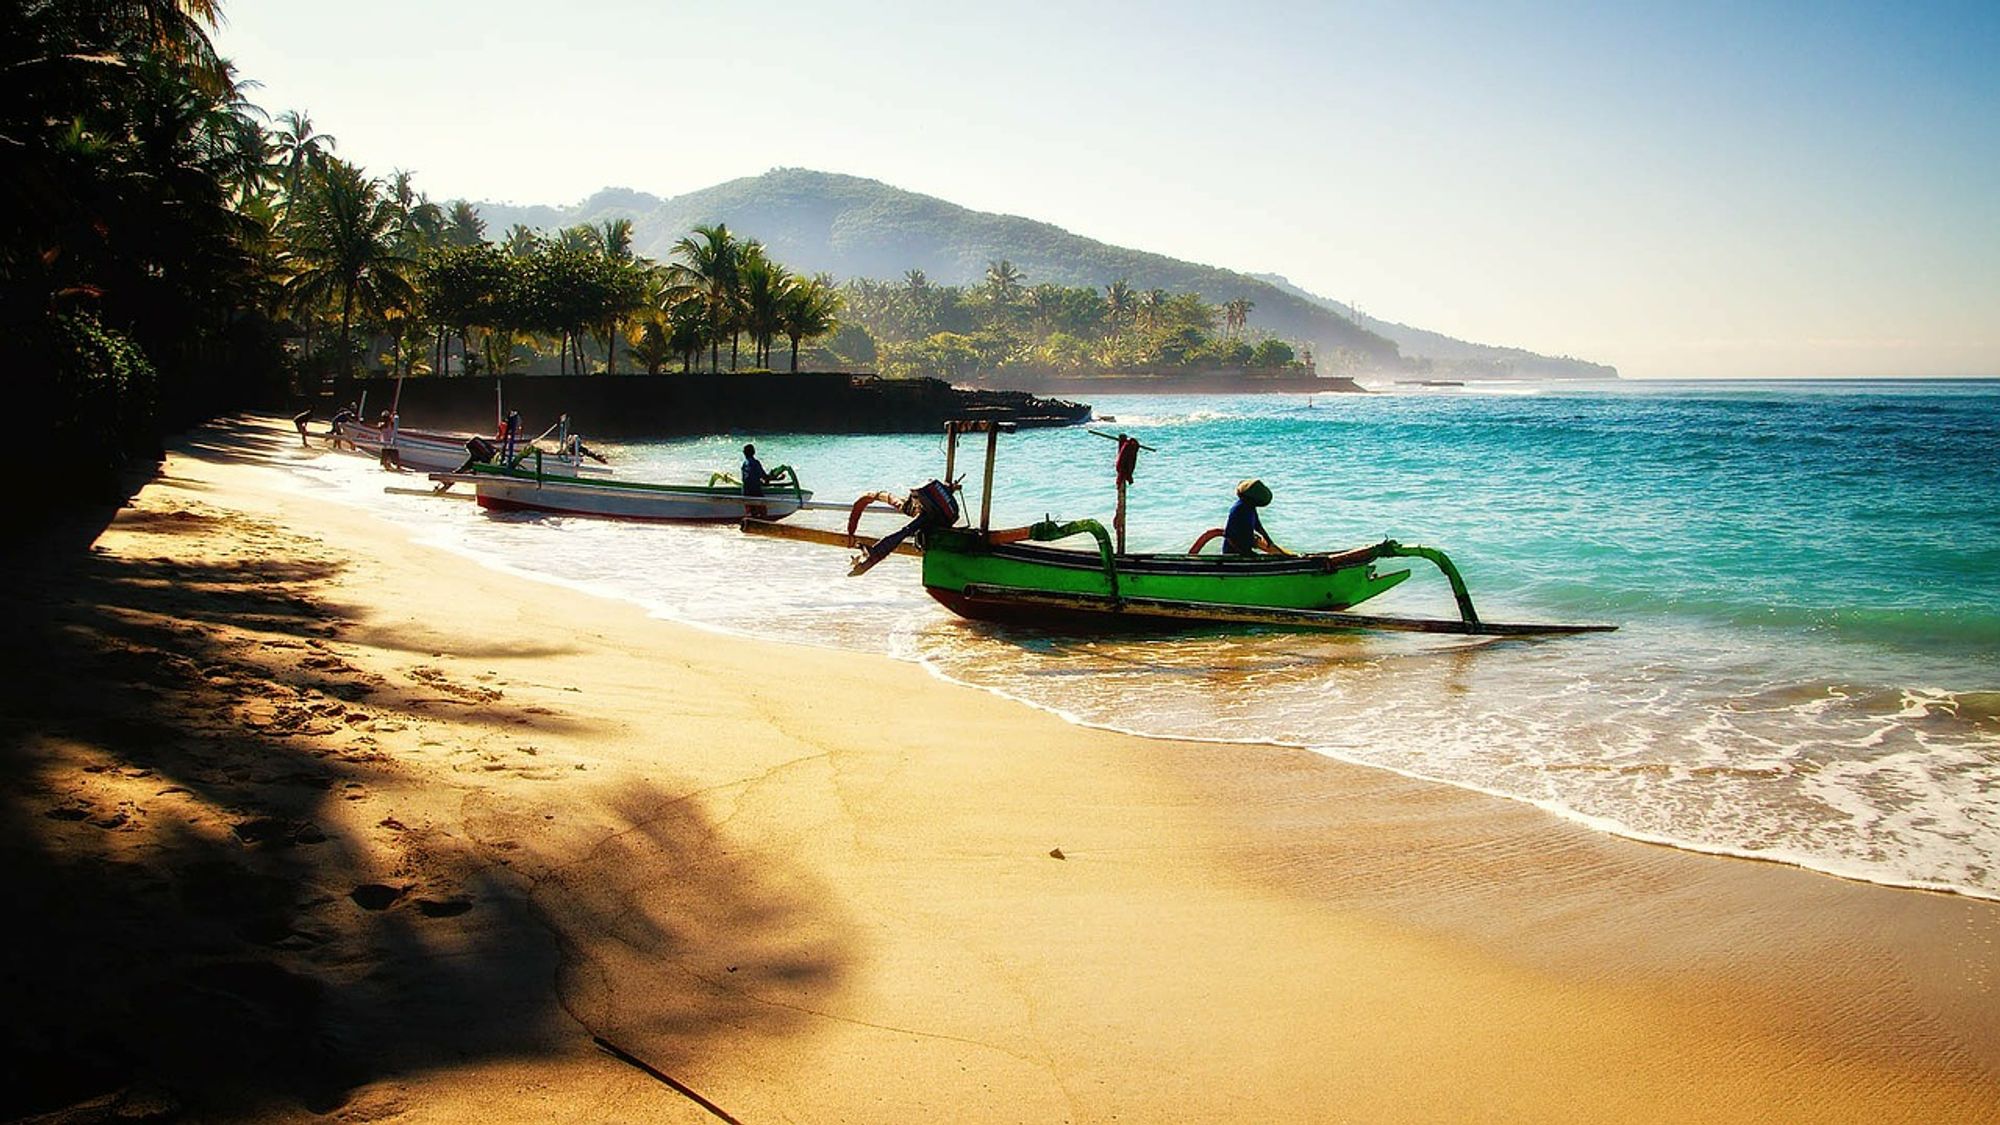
(0, 462, 850, 1119)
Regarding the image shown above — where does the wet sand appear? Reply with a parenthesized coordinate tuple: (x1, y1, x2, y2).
(1, 414, 1994, 1122)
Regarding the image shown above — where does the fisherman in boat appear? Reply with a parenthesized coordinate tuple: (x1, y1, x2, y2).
(1223, 478, 1285, 555)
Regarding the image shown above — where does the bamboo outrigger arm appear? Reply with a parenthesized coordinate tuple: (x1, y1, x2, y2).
(1027, 518, 1119, 600)
(846, 491, 909, 544)
(1369, 541, 1480, 628)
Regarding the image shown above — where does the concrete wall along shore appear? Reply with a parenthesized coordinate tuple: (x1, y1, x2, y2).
(326, 372, 1092, 439)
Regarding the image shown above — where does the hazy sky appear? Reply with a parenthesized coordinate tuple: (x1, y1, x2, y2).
(216, 1, 1997, 378)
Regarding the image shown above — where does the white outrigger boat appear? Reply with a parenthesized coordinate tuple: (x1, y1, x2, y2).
(429, 454, 812, 523)
(332, 417, 608, 476)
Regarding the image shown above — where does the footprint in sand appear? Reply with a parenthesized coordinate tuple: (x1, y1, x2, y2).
(232, 817, 326, 847)
(349, 883, 405, 911)
(406, 666, 503, 703)
(415, 897, 474, 918)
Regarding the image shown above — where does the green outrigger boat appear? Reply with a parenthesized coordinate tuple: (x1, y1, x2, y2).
(839, 421, 1613, 638)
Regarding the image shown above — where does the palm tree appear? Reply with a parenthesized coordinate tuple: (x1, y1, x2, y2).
(777, 274, 843, 373)
(585, 218, 634, 262)
(628, 318, 674, 376)
(445, 201, 486, 247)
(663, 223, 742, 372)
(1104, 279, 1136, 334)
(107, 0, 226, 73)
(984, 259, 1024, 303)
(582, 218, 644, 373)
(901, 268, 937, 337)
(1138, 288, 1169, 331)
(385, 169, 444, 257)
(1223, 297, 1254, 335)
(1026, 283, 1065, 336)
(665, 298, 708, 373)
(270, 109, 335, 212)
(502, 223, 539, 257)
(738, 248, 790, 368)
(282, 160, 417, 380)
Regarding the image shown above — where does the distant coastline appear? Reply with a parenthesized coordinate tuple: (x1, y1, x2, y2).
(968, 370, 1367, 396)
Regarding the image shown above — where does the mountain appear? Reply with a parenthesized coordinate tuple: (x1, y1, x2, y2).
(1250, 274, 1618, 380)
(472, 169, 1612, 379)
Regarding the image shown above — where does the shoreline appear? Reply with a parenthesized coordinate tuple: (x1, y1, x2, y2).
(3, 414, 1995, 1121)
(309, 438, 2000, 907)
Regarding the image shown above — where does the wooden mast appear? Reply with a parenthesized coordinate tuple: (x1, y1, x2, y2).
(1114, 478, 1127, 554)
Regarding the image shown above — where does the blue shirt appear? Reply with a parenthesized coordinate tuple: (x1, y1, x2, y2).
(1223, 498, 1265, 554)
(741, 456, 768, 496)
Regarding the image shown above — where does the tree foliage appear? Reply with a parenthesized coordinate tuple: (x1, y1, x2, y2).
(836, 262, 1305, 381)
(4, 0, 281, 506)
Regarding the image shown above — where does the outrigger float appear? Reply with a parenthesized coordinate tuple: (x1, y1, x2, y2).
(820, 420, 1614, 638)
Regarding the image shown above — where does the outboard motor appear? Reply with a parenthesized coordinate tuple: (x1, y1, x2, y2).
(848, 479, 959, 577)
(453, 435, 498, 473)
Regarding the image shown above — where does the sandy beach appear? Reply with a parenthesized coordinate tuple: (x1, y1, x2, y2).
(3, 414, 1995, 1123)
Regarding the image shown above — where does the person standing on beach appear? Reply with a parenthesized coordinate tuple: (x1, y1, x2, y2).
(742, 443, 770, 519)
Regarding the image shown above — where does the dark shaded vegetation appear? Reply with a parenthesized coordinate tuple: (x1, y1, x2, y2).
(3, 1, 293, 516)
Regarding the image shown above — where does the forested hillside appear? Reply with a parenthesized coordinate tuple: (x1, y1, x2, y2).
(476, 168, 1616, 379)
(475, 170, 1403, 371)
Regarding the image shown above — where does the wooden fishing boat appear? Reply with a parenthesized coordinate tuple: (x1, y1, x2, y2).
(845, 421, 1613, 637)
(430, 455, 811, 523)
(333, 420, 607, 476)
(334, 421, 489, 473)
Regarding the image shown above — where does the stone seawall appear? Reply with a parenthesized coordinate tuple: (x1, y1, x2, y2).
(326, 373, 1091, 438)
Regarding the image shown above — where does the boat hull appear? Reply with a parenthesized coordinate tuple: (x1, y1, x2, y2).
(439, 464, 808, 523)
(919, 526, 1411, 629)
(334, 423, 601, 476)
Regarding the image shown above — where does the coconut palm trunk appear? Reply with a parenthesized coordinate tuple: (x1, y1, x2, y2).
(340, 286, 356, 380)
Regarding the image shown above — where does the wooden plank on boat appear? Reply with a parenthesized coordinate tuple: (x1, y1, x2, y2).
(957, 585, 1616, 637)
(741, 519, 921, 557)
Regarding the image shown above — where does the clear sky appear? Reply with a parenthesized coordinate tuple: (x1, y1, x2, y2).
(215, 1, 1998, 378)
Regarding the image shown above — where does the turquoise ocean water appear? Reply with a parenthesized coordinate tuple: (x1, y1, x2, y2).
(289, 380, 2000, 899)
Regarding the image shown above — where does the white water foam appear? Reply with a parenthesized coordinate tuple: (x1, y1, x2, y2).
(279, 447, 2000, 902)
